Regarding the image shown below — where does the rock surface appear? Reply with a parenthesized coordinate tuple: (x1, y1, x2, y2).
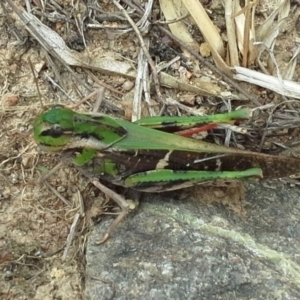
(85, 182, 300, 300)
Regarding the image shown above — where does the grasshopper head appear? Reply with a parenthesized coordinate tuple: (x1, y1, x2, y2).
(33, 106, 76, 152)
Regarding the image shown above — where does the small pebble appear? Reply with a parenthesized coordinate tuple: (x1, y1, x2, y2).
(1, 93, 19, 106)
(122, 80, 134, 91)
(57, 186, 66, 193)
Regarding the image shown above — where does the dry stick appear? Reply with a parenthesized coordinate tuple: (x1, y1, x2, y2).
(67, 87, 114, 112)
(242, 1, 251, 67)
(113, 0, 165, 105)
(88, 275, 116, 300)
(92, 88, 105, 113)
(132, 48, 144, 121)
(224, 0, 239, 67)
(67, 90, 99, 109)
(62, 212, 81, 260)
(126, 0, 145, 15)
(85, 70, 124, 96)
(143, 54, 156, 117)
(43, 50, 69, 97)
(38, 161, 71, 206)
(153, 13, 189, 25)
(39, 161, 65, 182)
(43, 73, 74, 102)
(28, 58, 44, 108)
(44, 181, 71, 206)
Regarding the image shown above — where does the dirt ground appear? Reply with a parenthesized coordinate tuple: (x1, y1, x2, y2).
(1, 0, 300, 299)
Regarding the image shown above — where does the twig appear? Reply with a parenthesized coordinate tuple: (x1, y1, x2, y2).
(67, 90, 100, 109)
(28, 58, 44, 108)
(42, 50, 67, 95)
(156, 56, 181, 74)
(88, 274, 116, 300)
(224, 0, 239, 67)
(143, 53, 156, 117)
(43, 73, 74, 102)
(153, 13, 189, 25)
(44, 180, 71, 206)
(85, 70, 124, 96)
(62, 212, 81, 260)
(113, 0, 165, 105)
(132, 43, 148, 121)
(39, 161, 65, 182)
(92, 88, 105, 113)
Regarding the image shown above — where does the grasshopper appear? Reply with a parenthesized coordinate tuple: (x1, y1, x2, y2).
(33, 106, 300, 242)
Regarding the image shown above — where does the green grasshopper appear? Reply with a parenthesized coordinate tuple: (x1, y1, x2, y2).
(33, 106, 300, 242)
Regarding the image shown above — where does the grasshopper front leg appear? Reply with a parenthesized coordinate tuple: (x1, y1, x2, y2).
(90, 178, 130, 244)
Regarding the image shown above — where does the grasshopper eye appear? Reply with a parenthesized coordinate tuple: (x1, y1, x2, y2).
(41, 123, 64, 137)
(50, 124, 64, 137)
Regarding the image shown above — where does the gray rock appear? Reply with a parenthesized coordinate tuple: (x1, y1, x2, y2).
(85, 182, 300, 300)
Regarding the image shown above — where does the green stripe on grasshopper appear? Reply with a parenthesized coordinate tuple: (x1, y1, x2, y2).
(125, 168, 263, 185)
(124, 168, 263, 191)
(134, 109, 250, 129)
